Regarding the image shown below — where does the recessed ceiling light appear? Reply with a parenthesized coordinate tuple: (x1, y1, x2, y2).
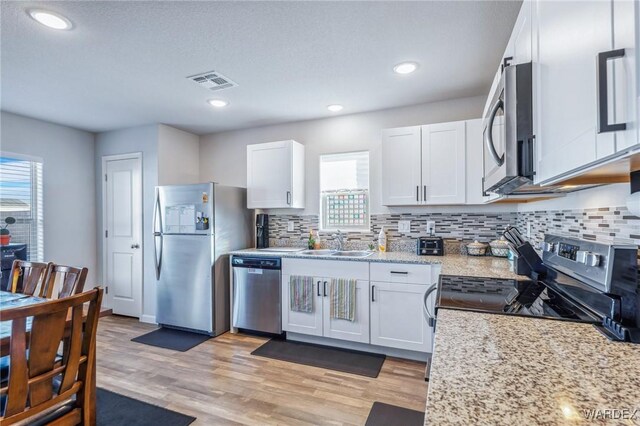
(327, 104, 343, 112)
(208, 99, 228, 108)
(28, 9, 73, 30)
(393, 62, 419, 74)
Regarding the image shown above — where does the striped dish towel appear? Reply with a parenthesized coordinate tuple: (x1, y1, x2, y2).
(330, 278, 357, 322)
(290, 275, 314, 313)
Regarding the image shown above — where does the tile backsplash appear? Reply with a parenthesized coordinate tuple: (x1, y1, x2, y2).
(516, 206, 640, 248)
(267, 206, 640, 253)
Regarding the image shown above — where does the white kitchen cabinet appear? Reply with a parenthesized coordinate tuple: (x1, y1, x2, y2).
(421, 121, 466, 204)
(370, 282, 432, 352)
(282, 275, 324, 336)
(465, 119, 491, 204)
(382, 121, 467, 206)
(612, 0, 639, 153)
(282, 259, 370, 344)
(381, 126, 422, 206)
(369, 263, 436, 352)
(246, 140, 305, 209)
(533, 0, 625, 184)
(507, 0, 532, 66)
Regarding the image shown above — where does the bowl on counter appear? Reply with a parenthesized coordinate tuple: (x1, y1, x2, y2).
(489, 237, 510, 257)
(466, 240, 489, 256)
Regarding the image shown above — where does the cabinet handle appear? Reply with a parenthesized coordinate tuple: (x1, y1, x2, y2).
(390, 271, 409, 275)
(416, 186, 419, 202)
(423, 185, 427, 201)
(371, 285, 375, 302)
(323, 281, 328, 297)
(597, 48, 627, 133)
(317, 280, 321, 297)
(286, 191, 292, 205)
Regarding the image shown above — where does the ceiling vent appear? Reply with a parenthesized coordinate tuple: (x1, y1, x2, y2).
(187, 70, 238, 91)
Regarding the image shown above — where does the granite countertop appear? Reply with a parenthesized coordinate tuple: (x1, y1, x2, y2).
(228, 249, 526, 281)
(425, 309, 640, 425)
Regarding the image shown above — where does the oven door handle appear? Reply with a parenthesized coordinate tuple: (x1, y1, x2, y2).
(485, 98, 505, 167)
(423, 284, 438, 327)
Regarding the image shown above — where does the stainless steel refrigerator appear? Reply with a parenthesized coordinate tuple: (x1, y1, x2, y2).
(153, 183, 253, 336)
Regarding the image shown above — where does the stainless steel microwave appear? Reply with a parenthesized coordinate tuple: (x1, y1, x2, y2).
(482, 62, 534, 195)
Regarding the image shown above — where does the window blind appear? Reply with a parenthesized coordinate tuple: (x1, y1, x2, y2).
(0, 156, 44, 261)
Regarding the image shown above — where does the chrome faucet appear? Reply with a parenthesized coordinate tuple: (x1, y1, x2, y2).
(336, 230, 345, 251)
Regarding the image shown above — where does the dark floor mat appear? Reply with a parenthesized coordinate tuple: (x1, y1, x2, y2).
(365, 402, 424, 426)
(131, 327, 210, 352)
(251, 339, 385, 378)
(97, 388, 196, 426)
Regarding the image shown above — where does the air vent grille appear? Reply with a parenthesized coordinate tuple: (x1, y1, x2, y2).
(187, 70, 238, 92)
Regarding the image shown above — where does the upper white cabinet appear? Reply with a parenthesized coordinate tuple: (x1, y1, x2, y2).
(246, 140, 305, 209)
(381, 127, 422, 205)
(382, 121, 467, 206)
(465, 119, 491, 204)
(505, 0, 532, 66)
(532, 0, 639, 184)
(421, 121, 466, 204)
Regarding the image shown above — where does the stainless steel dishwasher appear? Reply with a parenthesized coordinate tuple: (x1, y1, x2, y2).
(232, 255, 282, 334)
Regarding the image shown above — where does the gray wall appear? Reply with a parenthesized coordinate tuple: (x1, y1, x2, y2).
(95, 124, 159, 322)
(199, 95, 517, 215)
(0, 111, 97, 284)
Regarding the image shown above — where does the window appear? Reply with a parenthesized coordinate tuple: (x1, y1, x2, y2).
(0, 155, 44, 261)
(320, 151, 370, 231)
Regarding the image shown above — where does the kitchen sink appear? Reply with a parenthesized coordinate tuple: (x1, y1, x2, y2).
(300, 249, 337, 256)
(330, 251, 373, 258)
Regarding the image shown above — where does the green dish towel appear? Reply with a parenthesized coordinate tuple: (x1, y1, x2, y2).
(330, 278, 357, 322)
(290, 275, 314, 313)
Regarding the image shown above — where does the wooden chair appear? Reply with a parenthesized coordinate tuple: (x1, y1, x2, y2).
(0, 287, 103, 426)
(7, 260, 52, 298)
(43, 265, 88, 299)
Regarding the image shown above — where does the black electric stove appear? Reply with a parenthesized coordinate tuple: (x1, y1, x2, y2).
(436, 275, 601, 323)
(432, 234, 640, 342)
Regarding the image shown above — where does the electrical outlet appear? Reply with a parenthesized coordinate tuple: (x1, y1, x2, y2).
(426, 221, 436, 235)
(398, 220, 411, 233)
(287, 221, 295, 232)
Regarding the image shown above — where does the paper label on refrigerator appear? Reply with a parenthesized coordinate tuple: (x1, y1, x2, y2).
(165, 204, 196, 233)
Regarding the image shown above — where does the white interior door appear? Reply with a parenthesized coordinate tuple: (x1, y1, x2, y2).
(103, 154, 143, 317)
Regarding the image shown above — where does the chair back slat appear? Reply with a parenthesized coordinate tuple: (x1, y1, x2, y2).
(59, 306, 84, 394)
(0, 288, 103, 425)
(27, 310, 68, 406)
(8, 261, 51, 297)
(44, 265, 88, 299)
(6, 318, 28, 416)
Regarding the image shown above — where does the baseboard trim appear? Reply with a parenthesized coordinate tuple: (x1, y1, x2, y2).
(286, 332, 430, 362)
(139, 314, 156, 324)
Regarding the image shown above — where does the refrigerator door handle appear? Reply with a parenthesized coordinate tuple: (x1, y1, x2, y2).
(153, 190, 163, 280)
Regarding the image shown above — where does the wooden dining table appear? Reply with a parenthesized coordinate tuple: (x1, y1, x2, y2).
(0, 290, 112, 423)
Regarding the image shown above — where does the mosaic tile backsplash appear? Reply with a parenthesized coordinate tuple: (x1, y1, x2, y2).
(267, 207, 640, 253)
(516, 206, 640, 248)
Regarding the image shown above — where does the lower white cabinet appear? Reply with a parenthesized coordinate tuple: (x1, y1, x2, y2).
(370, 282, 434, 352)
(282, 260, 370, 344)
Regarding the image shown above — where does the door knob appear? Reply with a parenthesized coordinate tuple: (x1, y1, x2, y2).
(131, 243, 140, 249)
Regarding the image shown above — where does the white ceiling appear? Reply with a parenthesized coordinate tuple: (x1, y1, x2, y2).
(1, 1, 521, 135)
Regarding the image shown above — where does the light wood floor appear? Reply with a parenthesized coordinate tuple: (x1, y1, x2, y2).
(96, 315, 428, 425)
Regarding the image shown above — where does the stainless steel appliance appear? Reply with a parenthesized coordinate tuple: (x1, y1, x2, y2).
(416, 237, 444, 256)
(256, 214, 269, 249)
(153, 183, 253, 336)
(427, 234, 639, 342)
(482, 62, 535, 195)
(231, 255, 282, 334)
